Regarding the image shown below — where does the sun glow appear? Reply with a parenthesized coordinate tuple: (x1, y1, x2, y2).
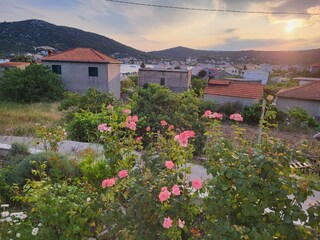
(285, 21, 296, 33)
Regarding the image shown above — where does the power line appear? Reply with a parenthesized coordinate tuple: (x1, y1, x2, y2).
(105, 0, 319, 15)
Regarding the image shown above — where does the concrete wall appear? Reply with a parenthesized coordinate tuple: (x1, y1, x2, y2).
(276, 97, 320, 118)
(243, 70, 269, 85)
(204, 94, 258, 106)
(43, 61, 120, 97)
(138, 70, 191, 93)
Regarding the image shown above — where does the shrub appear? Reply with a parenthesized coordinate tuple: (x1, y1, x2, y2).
(5, 142, 30, 166)
(191, 77, 207, 97)
(218, 101, 243, 116)
(199, 100, 218, 114)
(241, 103, 262, 124)
(0, 64, 65, 103)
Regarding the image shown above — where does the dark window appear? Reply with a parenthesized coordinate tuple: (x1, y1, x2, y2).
(52, 65, 61, 74)
(160, 78, 165, 86)
(89, 67, 98, 77)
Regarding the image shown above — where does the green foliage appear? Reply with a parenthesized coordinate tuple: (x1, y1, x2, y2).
(199, 100, 217, 113)
(35, 124, 67, 152)
(218, 101, 243, 117)
(10, 54, 35, 63)
(198, 69, 207, 78)
(264, 80, 298, 95)
(122, 75, 138, 95)
(191, 77, 207, 97)
(0, 64, 65, 103)
(5, 142, 30, 166)
(241, 103, 262, 124)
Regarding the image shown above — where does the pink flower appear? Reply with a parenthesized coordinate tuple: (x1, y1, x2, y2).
(178, 219, 185, 229)
(174, 130, 195, 147)
(98, 123, 111, 132)
(118, 170, 128, 178)
(160, 120, 168, 126)
(159, 187, 171, 202)
(212, 112, 223, 120)
(125, 121, 137, 131)
(122, 109, 131, 115)
(163, 217, 173, 229)
(172, 184, 181, 196)
(107, 104, 114, 110)
(192, 178, 202, 190)
(127, 115, 138, 122)
(102, 178, 118, 188)
(230, 113, 243, 122)
(136, 136, 142, 142)
(203, 110, 213, 118)
(168, 125, 174, 130)
(146, 126, 151, 132)
(165, 161, 174, 170)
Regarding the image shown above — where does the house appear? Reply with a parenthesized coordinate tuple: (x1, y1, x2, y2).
(293, 77, 320, 86)
(41, 48, 122, 98)
(275, 82, 320, 118)
(310, 62, 320, 73)
(243, 69, 269, 85)
(204, 80, 264, 106)
(138, 68, 191, 93)
(224, 66, 242, 76)
(0, 62, 30, 77)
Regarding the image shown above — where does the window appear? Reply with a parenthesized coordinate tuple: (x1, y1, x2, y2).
(160, 78, 165, 86)
(52, 65, 61, 74)
(89, 67, 98, 77)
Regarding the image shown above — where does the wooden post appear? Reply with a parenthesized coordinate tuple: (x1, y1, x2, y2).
(257, 99, 266, 144)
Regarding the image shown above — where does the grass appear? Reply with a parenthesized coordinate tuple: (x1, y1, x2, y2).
(0, 101, 62, 136)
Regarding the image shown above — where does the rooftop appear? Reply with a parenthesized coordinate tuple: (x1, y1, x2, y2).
(204, 80, 263, 99)
(0, 62, 30, 67)
(41, 48, 122, 64)
(139, 68, 189, 73)
(276, 81, 320, 101)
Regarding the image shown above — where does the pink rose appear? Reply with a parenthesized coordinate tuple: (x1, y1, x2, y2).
(98, 123, 111, 132)
(229, 113, 243, 122)
(174, 130, 195, 147)
(127, 115, 138, 122)
(172, 184, 181, 196)
(118, 170, 128, 179)
(102, 178, 118, 188)
(163, 217, 173, 229)
(192, 178, 202, 190)
(168, 125, 174, 130)
(146, 126, 151, 132)
(203, 110, 213, 118)
(159, 188, 171, 202)
(125, 121, 137, 131)
(212, 112, 223, 120)
(178, 219, 185, 228)
(160, 120, 168, 126)
(165, 161, 174, 170)
(136, 136, 142, 142)
(122, 109, 131, 115)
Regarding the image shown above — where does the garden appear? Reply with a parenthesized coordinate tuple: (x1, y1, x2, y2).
(0, 65, 320, 239)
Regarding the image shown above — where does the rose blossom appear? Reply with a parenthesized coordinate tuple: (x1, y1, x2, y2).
(203, 110, 213, 118)
(159, 187, 171, 202)
(192, 178, 203, 190)
(118, 170, 128, 179)
(160, 120, 168, 126)
(212, 112, 223, 120)
(98, 123, 111, 132)
(178, 219, 185, 228)
(174, 130, 195, 147)
(165, 161, 174, 170)
(122, 109, 131, 115)
(146, 126, 151, 132)
(102, 178, 118, 188)
(168, 125, 174, 130)
(229, 113, 243, 122)
(163, 217, 173, 229)
(172, 184, 181, 196)
(136, 136, 142, 142)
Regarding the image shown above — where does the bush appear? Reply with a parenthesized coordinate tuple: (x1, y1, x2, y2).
(191, 77, 207, 97)
(5, 142, 30, 166)
(241, 103, 262, 124)
(218, 102, 243, 117)
(0, 64, 65, 103)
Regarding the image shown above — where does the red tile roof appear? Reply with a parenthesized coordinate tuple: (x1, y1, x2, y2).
(276, 81, 320, 101)
(204, 81, 264, 99)
(208, 80, 230, 85)
(0, 62, 30, 67)
(42, 48, 122, 64)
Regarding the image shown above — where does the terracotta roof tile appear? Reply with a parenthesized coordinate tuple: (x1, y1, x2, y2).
(41, 48, 122, 64)
(204, 81, 263, 99)
(276, 82, 320, 101)
(0, 62, 30, 67)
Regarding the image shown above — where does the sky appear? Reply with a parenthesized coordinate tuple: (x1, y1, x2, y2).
(0, 0, 319, 52)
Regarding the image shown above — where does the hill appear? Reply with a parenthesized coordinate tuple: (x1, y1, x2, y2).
(0, 19, 147, 58)
(149, 46, 320, 65)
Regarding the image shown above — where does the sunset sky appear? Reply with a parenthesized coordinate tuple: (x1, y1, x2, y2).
(0, 0, 319, 52)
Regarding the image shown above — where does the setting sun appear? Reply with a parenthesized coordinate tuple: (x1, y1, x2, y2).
(285, 21, 296, 33)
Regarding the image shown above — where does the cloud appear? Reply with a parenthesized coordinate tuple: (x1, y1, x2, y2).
(224, 28, 236, 33)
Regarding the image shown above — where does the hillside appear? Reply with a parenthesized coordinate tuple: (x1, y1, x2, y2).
(149, 46, 320, 65)
(0, 19, 147, 58)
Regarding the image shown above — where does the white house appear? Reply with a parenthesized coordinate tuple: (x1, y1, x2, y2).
(243, 69, 269, 85)
(41, 48, 122, 98)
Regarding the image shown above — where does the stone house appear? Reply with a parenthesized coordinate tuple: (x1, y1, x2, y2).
(204, 80, 264, 106)
(42, 48, 122, 98)
(276, 81, 320, 118)
(138, 68, 191, 93)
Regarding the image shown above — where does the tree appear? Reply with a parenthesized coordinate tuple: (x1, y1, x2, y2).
(140, 62, 146, 68)
(191, 77, 207, 97)
(198, 69, 207, 78)
(10, 55, 35, 63)
(0, 64, 65, 103)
